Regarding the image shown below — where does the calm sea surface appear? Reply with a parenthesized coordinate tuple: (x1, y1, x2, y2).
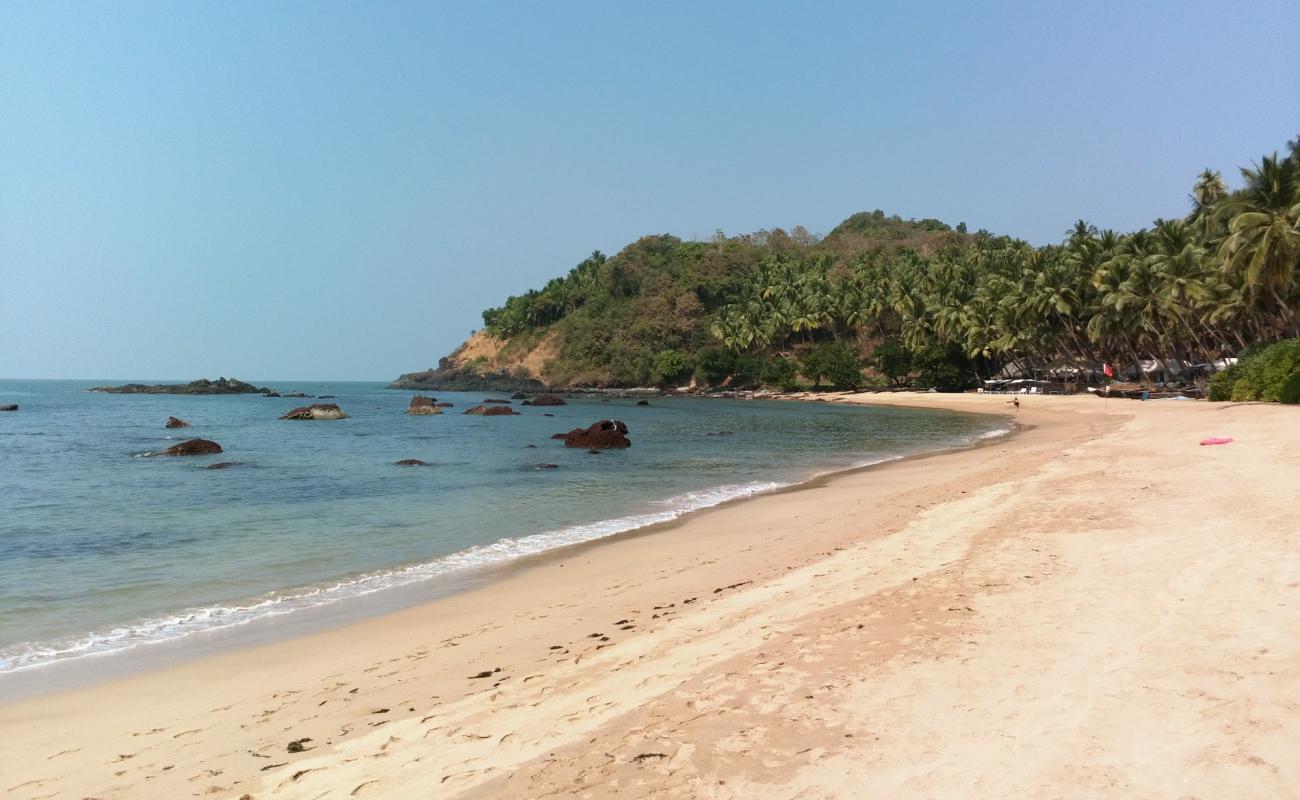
(0, 380, 1008, 677)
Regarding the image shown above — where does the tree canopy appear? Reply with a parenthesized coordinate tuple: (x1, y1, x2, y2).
(477, 140, 1300, 390)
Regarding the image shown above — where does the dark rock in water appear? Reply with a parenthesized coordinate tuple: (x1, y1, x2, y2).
(588, 449, 602, 455)
(158, 438, 223, 456)
(406, 396, 442, 416)
(550, 432, 568, 440)
(280, 403, 347, 420)
(394, 459, 428, 466)
(165, 416, 190, 429)
(522, 394, 567, 407)
(91, 377, 273, 395)
(388, 359, 545, 393)
(0, 404, 18, 411)
(564, 420, 631, 449)
(636, 400, 650, 406)
(510, 392, 528, 400)
(316, 395, 335, 399)
(206, 461, 241, 470)
(285, 391, 308, 398)
(525, 444, 538, 448)
(705, 431, 734, 437)
(264, 392, 282, 398)
(543, 413, 555, 417)
(482, 398, 512, 404)
(527, 463, 560, 470)
(465, 405, 519, 416)
(435, 402, 454, 408)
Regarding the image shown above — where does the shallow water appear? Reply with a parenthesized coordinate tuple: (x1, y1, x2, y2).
(0, 380, 1007, 676)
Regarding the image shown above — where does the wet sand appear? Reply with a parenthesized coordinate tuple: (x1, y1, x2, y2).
(2, 393, 1297, 799)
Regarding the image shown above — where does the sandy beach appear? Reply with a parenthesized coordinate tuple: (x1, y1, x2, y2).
(2, 393, 1298, 799)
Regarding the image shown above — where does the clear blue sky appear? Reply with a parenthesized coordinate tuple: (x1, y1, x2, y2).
(2, 1, 1296, 380)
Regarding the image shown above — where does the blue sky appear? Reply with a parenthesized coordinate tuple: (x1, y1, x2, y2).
(2, 1, 1296, 380)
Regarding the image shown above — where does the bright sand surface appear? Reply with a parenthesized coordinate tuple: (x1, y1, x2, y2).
(2, 393, 1298, 799)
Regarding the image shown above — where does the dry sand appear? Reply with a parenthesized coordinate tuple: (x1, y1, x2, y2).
(2, 394, 1297, 799)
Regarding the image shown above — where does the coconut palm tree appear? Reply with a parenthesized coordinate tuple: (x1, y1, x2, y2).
(1216, 154, 1300, 328)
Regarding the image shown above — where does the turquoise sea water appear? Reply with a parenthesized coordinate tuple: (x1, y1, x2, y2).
(0, 380, 1008, 678)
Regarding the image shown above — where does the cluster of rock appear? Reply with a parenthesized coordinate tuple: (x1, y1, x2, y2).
(388, 358, 546, 393)
(154, 438, 224, 457)
(464, 405, 520, 416)
(559, 419, 631, 449)
(280, 403, 348, 421)
(91, 378, 273, 395)
(406, 396, 442, 415)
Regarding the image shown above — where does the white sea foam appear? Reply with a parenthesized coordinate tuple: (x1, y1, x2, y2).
(0, 479, 788, 673)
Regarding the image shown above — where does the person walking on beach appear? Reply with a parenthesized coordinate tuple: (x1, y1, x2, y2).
(1008, 397, 1020, 412)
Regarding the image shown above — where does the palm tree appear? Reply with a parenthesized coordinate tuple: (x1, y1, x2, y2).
(1216, 154, 1300, 327)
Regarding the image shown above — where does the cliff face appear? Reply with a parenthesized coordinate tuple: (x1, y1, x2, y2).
(388, 330, 557, 391)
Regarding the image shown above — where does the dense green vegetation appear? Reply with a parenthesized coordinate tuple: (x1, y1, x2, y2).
(481, 137, 1300, 390)
(1208, 339, 1300, 403)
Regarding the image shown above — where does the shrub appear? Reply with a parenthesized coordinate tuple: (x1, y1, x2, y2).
(871, 339, 914, 386)
(731, 354, 765, 387)
(651, 349, 692, 385)
(1207, 364, 1241, 401)
(1278, 370, 1300, 405)
(1226, 339, 1300, 402)
(760, 356, 799, 391)
(801, 342, 863, 390)
(913, 343, 977, 392)
(693, 347, 735, 385)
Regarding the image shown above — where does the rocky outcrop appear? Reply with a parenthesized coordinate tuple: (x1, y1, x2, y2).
(166, 416, 190, 428)
(280, 403, 348, 420)
(563, 420, 631, 449)
(157, 438, 223, 456)
(406, 396, 442, 416)
(522, 394, 567, 406)
(91, 378, 272, 395)
(394, 459, 428, 466)
(388, 357, 546, 393)
(464, 405, 520, 416)
(0, 404, 17, 411)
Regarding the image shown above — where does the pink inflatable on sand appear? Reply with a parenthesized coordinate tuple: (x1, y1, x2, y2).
(1199, 437, 1234, 446)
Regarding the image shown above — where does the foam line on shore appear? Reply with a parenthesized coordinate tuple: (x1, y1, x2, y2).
(0, 478, 793, 673)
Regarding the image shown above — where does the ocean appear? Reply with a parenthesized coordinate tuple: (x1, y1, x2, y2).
(0, 380, 1009, 684)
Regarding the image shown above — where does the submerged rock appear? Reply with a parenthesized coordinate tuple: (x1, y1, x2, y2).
(465, 405, 520, 416)
(0, 404, 17, 411)
(564, 420, 631, 449)
(522, 394, 567, 407)
(205, 461, 241, 470)
(165, 416, 190, 428)
(510, 392, 528, 400)
(636, 400, 650, 406)
(157, 438, 223, 456)
(394, 458, 428, 466)
(280, 403, 348, 420)
(482, 398, 513, 404)
(435, 402, 454, 408)
(406, 396, 442, 415)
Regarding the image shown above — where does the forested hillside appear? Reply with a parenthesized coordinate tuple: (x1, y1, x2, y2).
(432, 136, 1300, 391)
